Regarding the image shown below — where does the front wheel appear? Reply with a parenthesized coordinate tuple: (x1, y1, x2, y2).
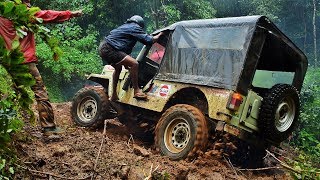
(155, 104, 208, 160)
(71, 86, 110, 128)
(259, 84, 300, 143)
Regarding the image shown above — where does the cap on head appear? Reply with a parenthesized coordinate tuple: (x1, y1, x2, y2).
(126, 15, 145, 28)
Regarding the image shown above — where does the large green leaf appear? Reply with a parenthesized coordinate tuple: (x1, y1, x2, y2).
(28, 7, 40, 16)
(11, 40, 19, 50)
(13, 0, 22, 4)
(3, 1, 14, 15)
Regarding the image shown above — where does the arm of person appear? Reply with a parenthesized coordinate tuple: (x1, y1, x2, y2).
(152, 32, 164, 43)
(35, 9, 82, 23)
(131, 26, 164, 45)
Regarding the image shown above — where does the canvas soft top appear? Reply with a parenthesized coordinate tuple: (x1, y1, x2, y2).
(154, 15, 264, 32)
(153, 15, 307, 94)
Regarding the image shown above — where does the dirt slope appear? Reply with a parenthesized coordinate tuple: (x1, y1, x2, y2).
(13, 102, 292, 179)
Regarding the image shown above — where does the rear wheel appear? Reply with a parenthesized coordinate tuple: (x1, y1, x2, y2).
(259, 84, 299, 143)
(71, 86, 110, 128)
(155, 104, 208, 160)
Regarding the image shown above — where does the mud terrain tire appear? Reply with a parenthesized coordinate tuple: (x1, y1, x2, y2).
(71, 86, 110, 128)
(259, 84, 299, 143)
(155, 104, 208, 160)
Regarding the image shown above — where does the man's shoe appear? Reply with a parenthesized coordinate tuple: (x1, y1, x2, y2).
(43, 127, 64, 136)
(133, 92, 148, 100)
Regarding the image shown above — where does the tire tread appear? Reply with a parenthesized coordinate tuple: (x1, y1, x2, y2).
(155, 104, 208, 160)
(71, 86, 110, 128)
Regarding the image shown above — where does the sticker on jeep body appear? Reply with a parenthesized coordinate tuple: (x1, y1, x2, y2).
(158, 84, 171, 97)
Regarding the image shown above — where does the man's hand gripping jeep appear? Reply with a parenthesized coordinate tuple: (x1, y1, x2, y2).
(71, 16, 307, 160)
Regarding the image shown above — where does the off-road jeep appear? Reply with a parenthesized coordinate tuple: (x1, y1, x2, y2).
(71, 16, 308, 160)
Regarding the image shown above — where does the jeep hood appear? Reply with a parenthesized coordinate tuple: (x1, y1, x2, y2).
(153, 16, 307, 94)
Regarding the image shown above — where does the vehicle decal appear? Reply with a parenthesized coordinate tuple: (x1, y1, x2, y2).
(148, 84, 159, 96)
(158, 84, 171, 97)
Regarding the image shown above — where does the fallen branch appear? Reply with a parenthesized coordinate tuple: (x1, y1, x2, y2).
(266, 150, 301, 174)
(223, 156, 238, 178)
(144, 163, 159, 180)
(268, 150, 320, 175)
(91, 120, 108, 180)
(126, 134, 135, 153)
(17, 164, 89, 180)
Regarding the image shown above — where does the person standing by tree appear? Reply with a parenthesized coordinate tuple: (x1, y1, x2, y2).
(99, 15, 163, 101)
(0, 0, 82, 135)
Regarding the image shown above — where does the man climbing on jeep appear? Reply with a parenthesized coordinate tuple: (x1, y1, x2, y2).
(98, 15, 163, 101)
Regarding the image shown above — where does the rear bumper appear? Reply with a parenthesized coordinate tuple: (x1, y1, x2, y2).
(215, 121, 268, 148)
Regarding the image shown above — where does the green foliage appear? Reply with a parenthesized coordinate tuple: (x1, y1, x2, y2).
(246, 0, 281, 21)
(0, 0, 54, 178)
(31, 0, 105, 102)
(290, 67, 320, 166)
(146, 0, 216, 30)
(37, 26, 63, 61)
(152, 170, 170, 180)
(287, 153, 320, 180)
(0, 0, 40, 28)
(0, 156, 15, 179)
(36, 23, 102, 102)
(0, 37, 27, 180)
(181, 0, 216, 19)
(0, 39, 30, 144)
(48, 24, 101, 78)
(160, 4, 181, 25)
(300, 68, 320, 132)
(295, 130, 320, 158)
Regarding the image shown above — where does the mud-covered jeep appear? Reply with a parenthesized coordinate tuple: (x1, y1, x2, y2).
(71, 16, 307, 160)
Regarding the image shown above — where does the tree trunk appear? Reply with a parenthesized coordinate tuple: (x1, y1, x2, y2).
(313, 0, 317, 67)
(152, 0, 159, 29)
(303, 8, 307, 52)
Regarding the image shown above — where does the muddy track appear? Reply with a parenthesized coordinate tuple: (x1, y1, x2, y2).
(13, 102, 291, 179)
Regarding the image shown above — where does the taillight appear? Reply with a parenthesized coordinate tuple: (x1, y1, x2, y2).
(227, 92, 243, 111)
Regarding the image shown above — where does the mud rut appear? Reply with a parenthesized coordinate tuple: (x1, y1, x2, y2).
(13, 102, 292, 179)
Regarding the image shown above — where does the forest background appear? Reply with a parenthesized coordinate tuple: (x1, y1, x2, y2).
(1, 0, 320, 178)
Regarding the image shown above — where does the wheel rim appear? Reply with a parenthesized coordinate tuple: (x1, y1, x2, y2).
(77, 96, 98, 122)
(275, 97, 295, 132)
(164, 117, 191, 154)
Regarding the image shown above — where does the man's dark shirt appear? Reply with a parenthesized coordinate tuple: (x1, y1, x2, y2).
(105, 22, 153, 54)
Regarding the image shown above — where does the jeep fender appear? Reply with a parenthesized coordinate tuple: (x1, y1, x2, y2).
(87, 74, 110, 91)
(163, 87, 209, 115)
